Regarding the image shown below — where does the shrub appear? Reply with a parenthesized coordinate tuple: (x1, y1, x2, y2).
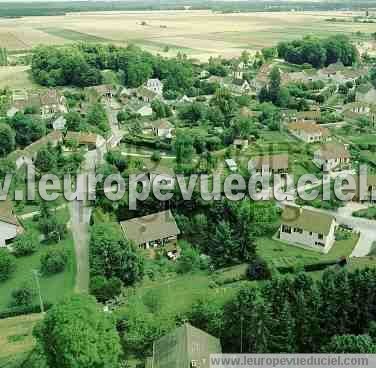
(11, 283, 35, 306)
(40, 248, 68, 275)
(0, 249, 16, 282)
(151, 151, 161, 162)
(90, 276, 122, 303)
(247, 256, 271, 281)
(12, 232, 39, 257)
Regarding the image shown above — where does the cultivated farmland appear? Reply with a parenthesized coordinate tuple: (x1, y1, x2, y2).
(0, 10, 376, 60)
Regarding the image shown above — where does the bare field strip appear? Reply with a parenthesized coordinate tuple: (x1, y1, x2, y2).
(0, 10, 376, 59)
(0, 66, 36, 89)
(0, 313, 42, 359)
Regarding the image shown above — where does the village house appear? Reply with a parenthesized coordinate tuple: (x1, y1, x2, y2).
(233, 137, 249, 150)
(40, 89, 67, 119)
(279, 205, 336, 253)
(87, 84, 115, 100)
(348, 175, 376, 203)
(136, 87, 158, 103)
(249, 153, 289, 175)
(145, 323, 222, 368)
(64, 131, 105, 151)
(313, 142, 351, 172)
(145, 78, 164, 96)
(356, 83, 376, 104)
(8, 131, 63, 169)
(120, 210, 180, 249)
(0, 200, 23, 248)
(136, 104, 153, 117)
(232, 78, 253, 95)
(52, 116, 67, 131)
(343, 102, 376, 125)
(287, 121, 330, 143)
(151, 119, 174, 138)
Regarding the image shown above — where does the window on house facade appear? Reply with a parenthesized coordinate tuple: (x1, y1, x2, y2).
(282, 225, 291, 234)
(294, 227, 303, 234)
(318, 233, 323, 240)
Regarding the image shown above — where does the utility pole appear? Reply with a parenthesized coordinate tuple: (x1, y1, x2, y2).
(32, 269, 44, 314)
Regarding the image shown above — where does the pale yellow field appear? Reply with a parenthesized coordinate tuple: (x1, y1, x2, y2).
(0, 313, 42, 359)
(0, 66, 36, 89)
(1, 10, 376, 60)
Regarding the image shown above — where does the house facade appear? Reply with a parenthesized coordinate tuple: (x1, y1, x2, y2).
(313, 142, 351, 172)
(40, 89, 67, 118)
(288, 121, 330, 143)
(279, 205, 336, 253)
(146, 78, 164, 95)
(249, 154, 289, 175)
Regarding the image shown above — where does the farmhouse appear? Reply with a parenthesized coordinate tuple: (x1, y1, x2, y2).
(151, 119, 174, 138)
(145, 78, 164, 95)
(233, 138, 249, 150)
(120, 210, 180, 249)
(52, 116, 66, 131)
(0, 200, 23, 248)
(64, 131, 105, 150)
(288, 121, 330, 143)
(279, 205, 336, 253)
(343, 102, 376, 125)
(87, 84, 116, 100)
(313, 142, 351, 172)
(145, 323, 222, 368)
(40, 89, 67, 118)
(356, 83, 376, 104)
(249, 153, 289, 175)
(136, 87, 158, 103)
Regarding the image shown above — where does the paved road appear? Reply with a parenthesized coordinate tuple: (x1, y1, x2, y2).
(104, 100, 125, 148)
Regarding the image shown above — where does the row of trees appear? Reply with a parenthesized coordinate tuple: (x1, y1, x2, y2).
(31, 43, 194, 98)
(187, 268, 376, 353)
(277, 35, 358, 68)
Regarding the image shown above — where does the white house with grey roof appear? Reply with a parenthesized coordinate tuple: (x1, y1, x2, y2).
(120, 210, 180, 249)
(279, 205, 336, 253)
(0, 200, 23, 248)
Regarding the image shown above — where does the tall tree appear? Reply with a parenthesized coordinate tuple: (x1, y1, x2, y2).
(33, 295, 121, 368)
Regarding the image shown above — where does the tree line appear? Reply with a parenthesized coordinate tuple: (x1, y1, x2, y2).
(277, 35, 358, 68)
(187, 267, 376, 354)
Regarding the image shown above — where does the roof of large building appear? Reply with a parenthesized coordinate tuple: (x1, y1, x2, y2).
(317, 142, 350, 160)
(137, 86, 158, 100)
(281, 205, 335, 235)
(147, 323, 222, 368)
(120, 210, 180, 246)
(288, 121, 330, 136)
(250, 153, 289, 171)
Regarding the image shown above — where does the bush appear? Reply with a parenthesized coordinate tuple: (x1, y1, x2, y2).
(0, 302, 52, 319)
(151, 151, 161, 162)
(12, 232, 39, 257)
(40, 248, 68, 275)
(247, 256, 271, 281)
(0, 249, 16, 282)
(10, 283, 35, 306)
(90, 276, 122, 303)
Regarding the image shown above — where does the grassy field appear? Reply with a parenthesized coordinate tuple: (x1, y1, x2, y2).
(0, 10, 376, 60)
(0, 209, 76, 311)
(257, 234, 359, 270)
(0, 66, 36, 89)
(0, 313, 42, 360)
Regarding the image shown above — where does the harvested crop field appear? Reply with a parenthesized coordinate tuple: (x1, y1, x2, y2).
(0, 66, 36, 89)
(0, 10, 376, 59)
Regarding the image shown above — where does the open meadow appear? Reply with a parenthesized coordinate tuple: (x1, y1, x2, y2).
(0, 10, 376, 60)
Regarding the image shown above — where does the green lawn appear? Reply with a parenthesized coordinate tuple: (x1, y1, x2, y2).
(353, 207, 376, 220)
(0, 209, 75, 311)
(348, 134, 376, 145)
(257, 234, 359, 270)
